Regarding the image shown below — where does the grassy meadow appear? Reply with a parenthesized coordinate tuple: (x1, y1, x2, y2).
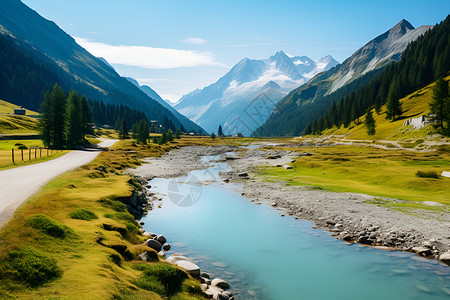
(321, 76, 450, 142)
(255, 144, 450, 205)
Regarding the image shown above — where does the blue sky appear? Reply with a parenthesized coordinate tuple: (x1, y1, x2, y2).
(22, 0, 450, 102)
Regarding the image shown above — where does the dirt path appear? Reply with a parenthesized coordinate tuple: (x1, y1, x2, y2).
(0, 139, 118, 228)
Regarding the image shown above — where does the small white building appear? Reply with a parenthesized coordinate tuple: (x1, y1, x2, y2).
(403, 115, 433, 129)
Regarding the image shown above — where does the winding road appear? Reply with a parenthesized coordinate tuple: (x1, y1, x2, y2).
(0, 139, 118, 228)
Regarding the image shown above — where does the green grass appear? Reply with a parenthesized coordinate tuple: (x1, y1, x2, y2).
(0, 99, 38, 115)
(321, 76, 450, 142)
(0, 137, 215, 299)
(0, 99, 39, 135)
(69, 209, 98, 221)
(5, 247, 62, 287)
(27, 214, 76, 239)
(415, 170, 440, 179)
(256, 144, 450, 205)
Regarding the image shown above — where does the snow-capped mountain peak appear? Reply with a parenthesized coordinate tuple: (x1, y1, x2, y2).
(174, 51, 339, 136)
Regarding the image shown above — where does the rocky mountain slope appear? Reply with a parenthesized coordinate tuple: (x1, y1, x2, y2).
(254, 19, 433, 137)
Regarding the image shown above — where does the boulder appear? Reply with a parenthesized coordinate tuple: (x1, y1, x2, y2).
(201, 272, 211, 279)
(298, 152, 313, 156)
(211, 278, 229, 290)
(156, 235, 167, 245)
(163, 244, 171, 251)
(138, 251, 158, 262)
(283, 165, 293, 169)
(166, 255, 190, 264)
(412, 246, 432, 257)
(145, 239, 162, 252)
(237, 172, 248, 177)
(175, 260, 201, 277)
(213, 293, 229, 300)
(439, 251, 450, 265)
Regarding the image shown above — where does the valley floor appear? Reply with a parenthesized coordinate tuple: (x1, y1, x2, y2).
(130, 142, 450, 265)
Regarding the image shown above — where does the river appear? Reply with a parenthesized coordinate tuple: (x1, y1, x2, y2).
(142, 153, 450, 300)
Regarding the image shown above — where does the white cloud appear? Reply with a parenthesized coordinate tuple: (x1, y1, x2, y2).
(75, 37, 220, 69)
(182, 37, 206, 44)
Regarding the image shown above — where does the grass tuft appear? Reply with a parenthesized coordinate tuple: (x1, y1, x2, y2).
(415, 170, 440, 179)
(6, 247, 62, 287)
(133, 263, 188, 297)
(69, 208, 98, 221)
(27, 214, 75, 238)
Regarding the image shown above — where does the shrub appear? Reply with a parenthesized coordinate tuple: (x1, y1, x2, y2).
(114, 212, 135, 223)
(27, 214, 74, 238)
(181, 278, 203, 295)
(69, 209, 98, 221)
(99, 198, 126, 212)
(7, 247, 62, 287)
(128, 177, 143, 191)
(133, 263, 187, 296)
(415, 171, 440, 179)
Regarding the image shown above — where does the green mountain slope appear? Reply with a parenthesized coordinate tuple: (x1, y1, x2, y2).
(307, 16, 449, 136)
(0, 0, 204, 132)
(253, 19, 434, 137)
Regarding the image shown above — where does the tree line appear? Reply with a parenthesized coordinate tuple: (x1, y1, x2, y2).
(304, 15, 450, 136)
(40, 84, 92, 149)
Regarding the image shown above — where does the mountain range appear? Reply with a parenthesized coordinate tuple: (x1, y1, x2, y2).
(174, 52, 338, 136)
(0, 0, 203, 132)
(253, 19, 434, 137)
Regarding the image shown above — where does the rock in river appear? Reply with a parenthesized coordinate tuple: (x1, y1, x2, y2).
(156, 235, 167, 245)
(439, 251, 450, 265)
(175, 260, 201, 277)
(211, 278, 230, 290)
(145, 239, 162, 252)
(412, 246, 432, 257)
(163, 243, 171, 251)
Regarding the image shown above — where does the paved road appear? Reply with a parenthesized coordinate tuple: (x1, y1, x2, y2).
(0, 139, 118, 228)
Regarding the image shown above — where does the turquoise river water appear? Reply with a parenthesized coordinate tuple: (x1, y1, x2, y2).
(142, 154, 450, 300)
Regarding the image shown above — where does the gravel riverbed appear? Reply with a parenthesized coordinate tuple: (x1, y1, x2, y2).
(130, 144, 450, 265)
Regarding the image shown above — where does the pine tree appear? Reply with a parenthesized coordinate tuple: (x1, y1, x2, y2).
(210, 132, 216, 140)
(218, 125, 223, 137)
(364, 108, 376, 136)
(175, 129, 181, 139)
(131, 122, 138, 139)
(430, 78, 449, 129)
(136, 119, 149, 144)
(166, 129, 173, 142)
(159, 131, 167, 145)
(66, 90, 83, 148)
(119, 118, 128, 140)
(39, 91, 53, 148)
(386, 80, 402, 121)
(39, 84, 66, 149)
(52, 84, 67, 149)
(80, 96, 92, 136)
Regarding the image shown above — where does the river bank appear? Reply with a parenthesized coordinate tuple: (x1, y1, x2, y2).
(130, 144, 450, 266)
